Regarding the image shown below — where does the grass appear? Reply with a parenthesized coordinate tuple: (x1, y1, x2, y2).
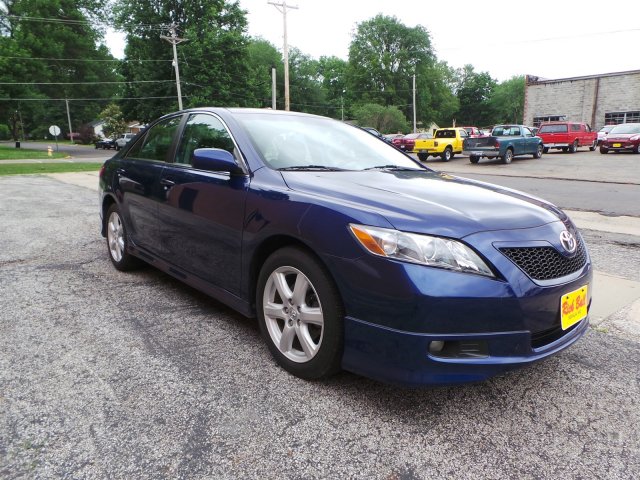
(0, 145, 67, 160)
(0, 162, 101, 176)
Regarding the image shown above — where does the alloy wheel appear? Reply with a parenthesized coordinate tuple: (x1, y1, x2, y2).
(262, 266, 324, 363)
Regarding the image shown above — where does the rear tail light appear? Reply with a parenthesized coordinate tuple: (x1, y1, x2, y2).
(99, 164, 106, 179)
(494, 140, 500, 148)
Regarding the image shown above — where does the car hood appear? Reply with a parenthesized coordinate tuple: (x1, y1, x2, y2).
(281, 169, 565, 238)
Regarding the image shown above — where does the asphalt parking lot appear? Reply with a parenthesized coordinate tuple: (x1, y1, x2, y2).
(1, 153, 640, 478)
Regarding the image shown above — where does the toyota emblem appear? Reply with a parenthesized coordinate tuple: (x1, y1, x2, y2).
(560, 230, 577, 254)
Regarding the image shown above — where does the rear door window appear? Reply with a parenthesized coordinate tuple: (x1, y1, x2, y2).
(126, 116, 183, 162)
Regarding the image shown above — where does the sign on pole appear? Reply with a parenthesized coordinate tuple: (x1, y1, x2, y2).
(49, 125, 61, 151)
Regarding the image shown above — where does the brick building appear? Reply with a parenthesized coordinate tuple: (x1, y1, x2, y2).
(523, 70, 640, 130)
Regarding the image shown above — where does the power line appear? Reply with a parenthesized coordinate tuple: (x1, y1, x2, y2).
(0, 56, 172, 63)
(0, 95, 189, 101)
(0, 80, 176, 85)
(1, 14, 166, 30)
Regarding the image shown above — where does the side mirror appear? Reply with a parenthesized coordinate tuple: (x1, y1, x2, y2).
(192, 148, 243, 174)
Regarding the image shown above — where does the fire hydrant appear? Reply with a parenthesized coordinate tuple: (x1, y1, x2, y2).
(47, 146, 52, 157)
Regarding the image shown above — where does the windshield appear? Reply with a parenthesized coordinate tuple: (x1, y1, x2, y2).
(609, 124, 640, 135)
(538, 124, 568, 133)
(235, 113, 425, 171)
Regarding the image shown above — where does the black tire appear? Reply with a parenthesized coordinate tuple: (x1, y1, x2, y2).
(562, 147, 568, 153)
(543, 147, 549, 154)
(599, 145, 608, 154)
(589, 141, 597, 151)
(568, 140, 578, 153)
(256, 247, 344, 380)
(469, 155, 480, 164)
(634, 144, 640, 154)
(502, 148, 513, 164)
(116, 145, 121, 151)
(105, 204, 141, 271)
(533, 144, 543, 159)
(441, 147, 452, 162)
(417, 152, 428, 162)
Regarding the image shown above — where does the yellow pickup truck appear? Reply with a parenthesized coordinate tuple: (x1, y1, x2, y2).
(414, 127, 469, 162)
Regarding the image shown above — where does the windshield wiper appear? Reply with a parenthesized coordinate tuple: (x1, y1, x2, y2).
(364, 165, 420, 171)
(278, 165, 348, 171)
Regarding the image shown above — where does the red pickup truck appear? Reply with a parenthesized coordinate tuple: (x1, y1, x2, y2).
(537, 121, 597, 153)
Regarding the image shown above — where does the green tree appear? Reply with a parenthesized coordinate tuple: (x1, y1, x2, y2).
(317, 55, 348, 119)
(287, 48, 326, 115)
(455, 65, 497, 127)
(489, 75, 525, 124)
(113, 0, 250, 122)
(98, 103, 127, 138)
(0, 0, 120, 139)
(347, 15, 435, 126)
(353, 103, 408, 133)
(245, 38, 283, 108)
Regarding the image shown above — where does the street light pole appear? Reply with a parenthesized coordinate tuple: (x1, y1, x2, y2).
(161, 24, 187, 110)
(269, 1, 298, 111)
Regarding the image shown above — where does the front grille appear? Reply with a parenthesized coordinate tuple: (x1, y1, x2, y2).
(500, 238, 587, 281)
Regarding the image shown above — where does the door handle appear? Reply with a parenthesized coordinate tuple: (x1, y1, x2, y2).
(160, 178, 176, 188)
(116, 168, 126, 175)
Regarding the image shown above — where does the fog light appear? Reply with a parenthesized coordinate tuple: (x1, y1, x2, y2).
(429, 340, 489, 359)
(429, 341, 445, 353)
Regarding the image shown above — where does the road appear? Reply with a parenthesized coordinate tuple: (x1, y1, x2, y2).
(1, 141, 112, 162)
(1, 149, 639, 478)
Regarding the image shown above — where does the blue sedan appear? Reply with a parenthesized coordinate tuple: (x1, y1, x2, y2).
(99, 108, 592, 386)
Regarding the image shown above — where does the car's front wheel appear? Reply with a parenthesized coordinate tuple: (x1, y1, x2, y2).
(256, 247, 343, 380)
(599, 145, 608, 154)
(589, 140, 597, 151)
(533, 144, 543, 159)
(105, 204, 140, 271)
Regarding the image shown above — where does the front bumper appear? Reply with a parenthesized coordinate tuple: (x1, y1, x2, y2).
(342, 313, 589, 386)
(328, 222, 592, 386)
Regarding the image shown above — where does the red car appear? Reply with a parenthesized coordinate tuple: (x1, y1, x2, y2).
(599, 123, 640, 154)
(460, 126, 483, 138)
(396, 132, 432, 152)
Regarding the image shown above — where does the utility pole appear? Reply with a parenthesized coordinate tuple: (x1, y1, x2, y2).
(161, 24, 187, 110)
(412, 74, 417, 133)
(65, 99, 74, 143)
(272, 67, 277, 109)
(268, 1, 298, 111)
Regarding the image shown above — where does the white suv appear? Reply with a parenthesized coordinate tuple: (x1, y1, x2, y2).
(115, 133, 136, 150)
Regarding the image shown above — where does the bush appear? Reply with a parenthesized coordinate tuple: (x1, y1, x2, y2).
(0, 124, 10, 140)
(353, 104, 408, 134)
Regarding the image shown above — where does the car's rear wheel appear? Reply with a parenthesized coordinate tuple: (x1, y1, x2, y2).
(469, 155, 480, 164)
(543, 147, 549, 154)
(417, 153, 428, 162)
(568, 140, 578, 153)
(441, 147, 452, 162)
(105, 204, 141, 271)
(533, 144, 543, 159)
(502, 148, 513, 164)
(599, 145, 608, 154)
(589, 140, 597, 151)
(257, 247, 343, 380)
(634, 144, 640, 154)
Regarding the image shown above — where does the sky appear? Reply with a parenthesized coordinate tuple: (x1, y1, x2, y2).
(105, 0, 640, 82)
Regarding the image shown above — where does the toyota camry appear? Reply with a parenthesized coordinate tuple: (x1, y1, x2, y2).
(99, 108, 592, 386)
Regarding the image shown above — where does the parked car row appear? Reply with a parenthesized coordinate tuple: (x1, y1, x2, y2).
(94, 132, 137, 151)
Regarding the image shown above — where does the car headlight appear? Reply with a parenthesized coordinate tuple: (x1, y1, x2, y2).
(349, 224, 494, 277)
